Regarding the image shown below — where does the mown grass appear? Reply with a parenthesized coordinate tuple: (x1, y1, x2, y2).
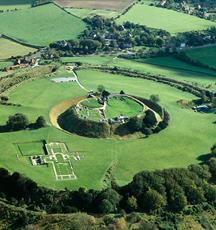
(0, 38, 36, 60)
(186, 46, 216, 69)
(0, 68, 215, 190)
(116, 4, 216, 33)
(0, 3, 86, 46)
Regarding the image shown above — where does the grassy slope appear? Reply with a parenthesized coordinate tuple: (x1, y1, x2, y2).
(186, 46, 216, 69)
(61, 55, 216, 91)
(0, 68, 215, 190)
(116, 4, 216, 33)
(0, 4, 86, 46)
(0, 38, 36, 60)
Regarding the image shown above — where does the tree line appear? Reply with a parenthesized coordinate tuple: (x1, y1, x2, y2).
(0, 113, 46, 132)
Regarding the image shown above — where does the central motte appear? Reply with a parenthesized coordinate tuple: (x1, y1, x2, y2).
(58, 91, 169, 138)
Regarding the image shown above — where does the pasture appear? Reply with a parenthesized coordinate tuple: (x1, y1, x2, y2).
(0, 67, 215, 190)
(116, 4, 216, 33)
(55, 0, 134, 11)
(0, 38, 36, 60)
(0, 4, 86, 46)
(186, 46, 216, 69)
(66, 8, 118, 18)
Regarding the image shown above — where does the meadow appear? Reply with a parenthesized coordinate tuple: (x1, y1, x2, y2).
(0, 3, 86, 46)
(0, 67, 215, 190)
(116, 4, 216, 33)
(186, 46, 216, 69)
(0, 38, 36, 60)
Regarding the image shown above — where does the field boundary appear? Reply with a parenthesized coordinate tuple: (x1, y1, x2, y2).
(1, 34, 44, 49)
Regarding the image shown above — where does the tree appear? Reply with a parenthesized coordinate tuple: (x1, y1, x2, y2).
(127, 116, 143, 132)
(35, 116, 46, 128)
(142, 189, 166, 211)
(126, 196, 138, 211)
(211, 144, 216, 155)
(168, 191, 187, 212)
(97, 85, 105, 93)
(150, 95, 160, 103)
(143, 110, 157, 128)
(6, 113, 29, 131)
(98, 199, 113, 214)
(212, 97, 216, 108)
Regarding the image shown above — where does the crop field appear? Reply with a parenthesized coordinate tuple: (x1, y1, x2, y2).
(0, 38, 36, 60)
(66, 8, 118, 18)
(116, 4, 216, 33)
(0, 65, 215, 190)
(55, 0, 134, 11)
(185, 46, 216, 69)
(0, 4, 86, 46)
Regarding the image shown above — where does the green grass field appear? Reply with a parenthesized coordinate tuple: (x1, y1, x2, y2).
(116, 4, 216, 33)
(106, 96, 143, 119)
(66, 8, 118, 18)
(0, 61, 13, 69)
(61, 55, 216, 92)
(186, 46, 216, 69)
(17, 141, 44, 156)
(0, 38, 36, 60)
(0, 3, 86, 46)
(0, 67, 215, 190)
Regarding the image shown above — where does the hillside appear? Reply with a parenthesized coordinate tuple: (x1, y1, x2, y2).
(186, 46, 216, 69)
(116, 4, 216, 33)
(0, 3, 86, 46)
